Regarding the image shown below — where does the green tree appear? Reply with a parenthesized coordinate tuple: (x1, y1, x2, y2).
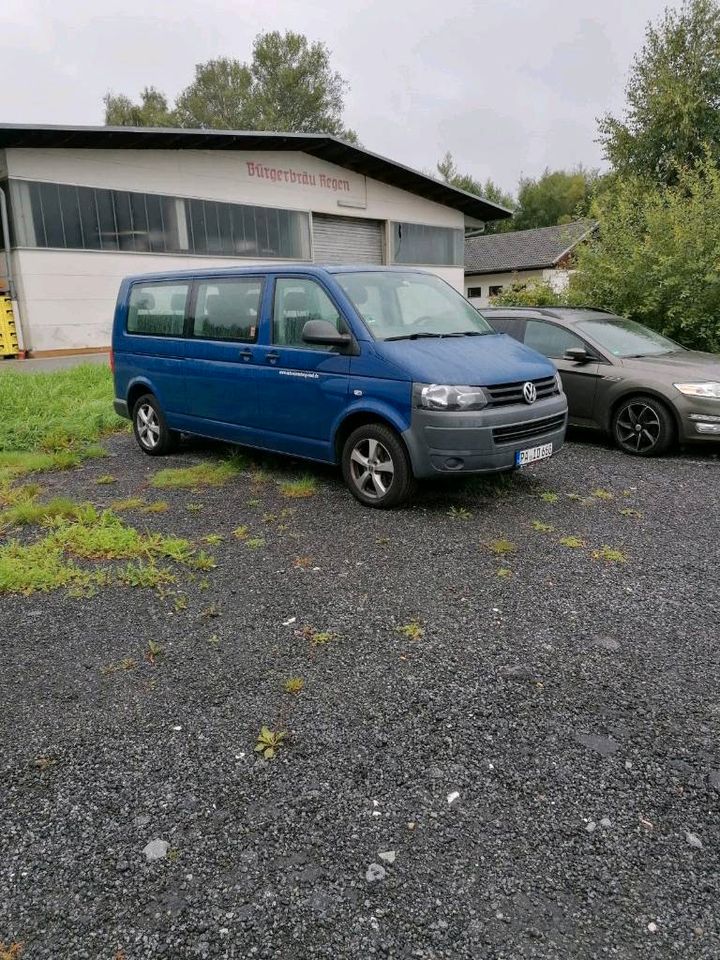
(490, 280, 568, 307)
(513, 168, 597, 230)
(598, 0, 720, 183)
(103, 31, 357, 140)
(436, 152, 515, 232)
(569, 154, 720, 352)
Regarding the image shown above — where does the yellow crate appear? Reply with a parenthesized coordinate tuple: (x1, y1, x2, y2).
(0, 296, 19, 358)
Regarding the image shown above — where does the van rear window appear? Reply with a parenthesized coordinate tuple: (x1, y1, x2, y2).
(127, 283, 189, 336)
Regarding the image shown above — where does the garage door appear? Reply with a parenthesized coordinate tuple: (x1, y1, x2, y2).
(312, 214, 385, 265)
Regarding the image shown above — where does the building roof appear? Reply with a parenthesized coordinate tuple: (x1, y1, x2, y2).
(0, 123, 512, 224)
(464, 220, 597, 275)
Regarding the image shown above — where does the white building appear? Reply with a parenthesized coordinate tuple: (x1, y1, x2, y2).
(0, 124, 509, 356)
(464, 221, 597, 307)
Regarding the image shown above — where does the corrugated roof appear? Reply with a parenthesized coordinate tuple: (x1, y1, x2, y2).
(465, 220, 597, 274)
(0, 124, 512, 223)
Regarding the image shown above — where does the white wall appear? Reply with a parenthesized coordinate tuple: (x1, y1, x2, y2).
(6, 147, 465, 351)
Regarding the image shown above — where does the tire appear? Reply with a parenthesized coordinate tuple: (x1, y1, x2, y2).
(132, 393, 178, 456)
(341, 423, 416, 508)
(612, 394, 675, 456)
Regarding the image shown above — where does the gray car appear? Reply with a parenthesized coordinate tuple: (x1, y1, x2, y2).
(482, 307, 720, 456)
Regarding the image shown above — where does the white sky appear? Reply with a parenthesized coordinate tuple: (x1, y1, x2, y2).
(1, 0, 669, 194)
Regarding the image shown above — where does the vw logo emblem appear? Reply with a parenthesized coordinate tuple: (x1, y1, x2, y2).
(523, 381, 537, 404)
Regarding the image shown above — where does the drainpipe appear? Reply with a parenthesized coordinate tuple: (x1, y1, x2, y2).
(0, 184, 27, 355)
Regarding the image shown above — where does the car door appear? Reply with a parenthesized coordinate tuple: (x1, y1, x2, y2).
(523, 318, 604, 424)
(251, 275, 352, 462)
(181, 276, 264, 434)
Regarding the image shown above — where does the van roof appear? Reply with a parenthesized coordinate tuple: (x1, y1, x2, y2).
(122, 264, 433, 284)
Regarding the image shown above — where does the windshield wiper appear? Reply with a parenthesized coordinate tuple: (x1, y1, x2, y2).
(383, 332, 446, 341)
(443, 330, 488, 337)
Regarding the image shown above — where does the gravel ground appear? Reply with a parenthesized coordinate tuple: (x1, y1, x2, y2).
(1, 433, 719, 959)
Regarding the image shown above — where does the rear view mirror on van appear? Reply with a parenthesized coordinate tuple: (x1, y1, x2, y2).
(302, 319, 352, 347)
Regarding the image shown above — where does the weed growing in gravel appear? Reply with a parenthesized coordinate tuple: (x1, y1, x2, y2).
(296, 624, 335, 645)
(0, 496, 84, 530)
(539, 491, 559, 503)
(397, 621, 424, 640)
(233, 525, 249, 539)
(201, 603, 221, 618)
(279, 474, 318, 499)
(592, 546, 628, 563)
(247, 498, 261, 507)
(246, 537, 265, 549)
(293, 556, 313, 569)
(143, 500, 169, 514)
(262, 512, 278, 523)
(110, 497, 147, 512)
(0, 481, 42, 509)
(146, 638, 163, 662)
(202, 533, 224, 545)
(284, 677, 305, 694)
(496, 567, 512, 578)
(151, 457, 245, 490)
(207, 633, 220, 645)
(48, 509, 191, 562)
(117, 562, 175, 589)
(531, 520, 555, 533)
(487, 538, 517, 555)
(559, 536, 586, 549)
(186, 503, 204, 513)
(33, 756, 57, 771)
(102, 657, 137, 675)
(255, 726, 285, 759)
(619, 508, 642, 518)
(591, 488, 614, 501)
(448, 505, 472, 519)
(376, 536, 390, 546)
(95, 474, 117, 485)
(189, 550, 217, 571)
(0, 941, 24, 959)
(173, 594, 189, 612)
(0, 540, 96, 595)
(0, 450, 79, 482)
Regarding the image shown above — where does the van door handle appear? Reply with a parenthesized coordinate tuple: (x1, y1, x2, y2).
(266, 351, 280, 364)
(239, 348, 252, 361)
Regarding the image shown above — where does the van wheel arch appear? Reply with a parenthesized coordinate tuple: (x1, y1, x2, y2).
(334, 412, 410, 464)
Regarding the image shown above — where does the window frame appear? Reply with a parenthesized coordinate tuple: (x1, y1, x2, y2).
(270, 274, 354, 353)
(125, 279, 192, 339)
(188, 276, 265, 344)
(466, 286, 484, 299)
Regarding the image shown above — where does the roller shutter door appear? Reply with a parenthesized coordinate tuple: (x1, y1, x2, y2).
(312, 214, 385, 265)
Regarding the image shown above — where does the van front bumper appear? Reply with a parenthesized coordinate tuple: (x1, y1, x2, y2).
(402, 394, 568, 478)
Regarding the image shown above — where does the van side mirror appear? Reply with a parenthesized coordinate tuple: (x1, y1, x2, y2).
(302, 319, 352, 348)
(564, 347, 590, 364)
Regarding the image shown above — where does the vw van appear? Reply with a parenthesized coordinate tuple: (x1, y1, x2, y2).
(112, 266, 567, 507)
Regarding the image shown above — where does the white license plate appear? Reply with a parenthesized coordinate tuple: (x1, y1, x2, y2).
(515, 442, 553, 467)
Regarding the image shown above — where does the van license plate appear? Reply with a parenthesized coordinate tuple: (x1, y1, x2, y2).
(515, 443, 553, 467)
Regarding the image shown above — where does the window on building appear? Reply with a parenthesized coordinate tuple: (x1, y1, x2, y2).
(127, 282, 189, 336)
(193, 279, 263, 342)
(391, 222, 464, 266)
(488, 285, 503, 297)
(467, 286, 484, 298)
(272, 277, 345, 350)
(7, 179, 311, 260)
(524, 319, 586, 359)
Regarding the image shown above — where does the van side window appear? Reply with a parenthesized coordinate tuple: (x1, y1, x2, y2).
(193, 279, 262, 342)
(127, 283, 189, 336)
(273, 278, 344, 350)
(524, 319, 586, 359)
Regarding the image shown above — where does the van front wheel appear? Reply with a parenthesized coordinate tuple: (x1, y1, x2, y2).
(132, 394, 178, 456)
(341, 423, 415, 508)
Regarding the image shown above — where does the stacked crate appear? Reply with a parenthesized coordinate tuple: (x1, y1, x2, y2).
(0, 295, 19, 358)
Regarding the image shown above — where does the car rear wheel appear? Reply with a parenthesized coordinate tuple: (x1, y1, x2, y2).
(612, 395, 674, 456)
(132, 393, 178, 456)
(341, 423, 415, 508)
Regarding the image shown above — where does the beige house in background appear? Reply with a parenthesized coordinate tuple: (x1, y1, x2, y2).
(464, 220, 597, 306)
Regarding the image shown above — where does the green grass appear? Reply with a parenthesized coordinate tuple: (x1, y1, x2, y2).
(592, 545, 628, 563)
(0, 365, 123, 453)
(487, 538, 517, 555)
(559, 535, 585, 549)
(117, 562, 176, 588)
(531, 520, 555, 533)
(110, 497, 147, 512)
(0, 539, 97, 595)
(0, 496, 85, 530)
(278, 474, 318, 499)
(151, 455, 246, 490)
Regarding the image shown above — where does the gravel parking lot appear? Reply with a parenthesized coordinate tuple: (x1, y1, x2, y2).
(1, 433, 719, 959)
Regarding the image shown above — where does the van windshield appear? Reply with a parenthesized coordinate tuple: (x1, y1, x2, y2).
(336, 271, 495, 341)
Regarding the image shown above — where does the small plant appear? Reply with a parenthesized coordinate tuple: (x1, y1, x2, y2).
(118, 562, 175, 589)
(189, 550, 217, 571)
(0, 496, 83, 530)
(201, 603, 221, 618)
(296, 624, 336, 645)
(539, 491, 559, 503)
(102, 656, 137, 675)
(202, 533, 224, 545)
(143, 500, 169, 514)
(146, 638, 163, 662)
(293, 556, 313, 569)
(619, 507, 642, 518)
(531, 520, 555, 533)
(496, 567, 512, 578)
(94, 474, 117, 485)
(591, 488, 614, 501)
(284, 676, 305, 694)
(247, 498, 261, 507)
(233, 525, 249, 539)
(559, 535, 585, 548)
(173, 594, 188, 612)
(279, 474, 317, 499)
(186, 503, 204, 513)
(262, 512, 277, 523)
(151, 459, 245, 490)
(566, 492, 584, 502)
(33, 756, 56, 771)
(487, 538, 516, 555)
(397, 621, 424, 640)
(110, 497, 146, 512)
(255, 726, 286, 760)
(376, 536, 390, 545)
(198, 577, 210, 591)
(207, 633, 220, 646)
(246, 537, 265, 549)
(448, 505, 472, 520)
(0, 942, 24, 960)
(592, 545, 628, 563)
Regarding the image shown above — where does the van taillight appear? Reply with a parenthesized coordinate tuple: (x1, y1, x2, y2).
(109, 348, 115, 373)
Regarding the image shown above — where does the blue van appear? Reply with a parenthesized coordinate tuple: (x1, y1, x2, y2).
(112, 266, 567, 507)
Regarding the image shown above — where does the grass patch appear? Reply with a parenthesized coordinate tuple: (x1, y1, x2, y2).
(539, 491, 559, 503)
(592, 546, 628, 563)
(591, 488, 614, 501)
(151, 456, 245, 490)
(619, 507, 642, 518)
(448, 505, 472, 520)
(0, 481, 42, 508)
(397, 621, 424, 640)
(279, 474, 318, 499)
(95, 474, 117, 485)
(531, 520, 555, 533)
(496, 567, 512, 578)
(110, 497, 147, 512)
(0, 540, 97, 595)
(232, 525, 249, 540)
(0, 496, 84, 531)
(559, 535, 585, 549)
(487, 538, 516, 555)
(117, 562, 176, 588)
(284, 677, 305, 694)
(245, 537, 265, 549)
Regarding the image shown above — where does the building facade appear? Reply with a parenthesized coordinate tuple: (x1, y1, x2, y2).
(0, 125, 508, 355)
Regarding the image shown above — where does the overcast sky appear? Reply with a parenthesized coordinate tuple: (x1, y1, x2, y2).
(2, 0, 669, 194)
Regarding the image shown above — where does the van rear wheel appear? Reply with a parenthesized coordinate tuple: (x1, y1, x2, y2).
(341, 423, 415, 508)
(132, 394, 178, 456)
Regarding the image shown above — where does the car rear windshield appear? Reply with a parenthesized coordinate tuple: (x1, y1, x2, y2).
(576, 318, 681, 357)
(336, 271, 494, 341)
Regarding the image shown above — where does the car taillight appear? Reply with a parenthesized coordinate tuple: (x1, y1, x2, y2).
(109, 348, 115, 373)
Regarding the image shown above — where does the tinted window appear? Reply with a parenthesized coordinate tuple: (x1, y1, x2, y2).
(272, 278, 344, 350)
(193, 279, 262, 342)
(391, 222, 464, 266)
(487, 315, 525, 342)
(524, 319, 586, 358)
(127, 283, 189, 337)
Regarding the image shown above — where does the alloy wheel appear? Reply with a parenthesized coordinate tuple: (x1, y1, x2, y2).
(136, 403, 160, 449)
(349, 437, 395, 500)
(615, 401, 662, 453)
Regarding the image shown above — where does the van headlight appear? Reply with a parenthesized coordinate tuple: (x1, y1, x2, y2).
(416, 383, 488, 411)
(554, 372, 564, 393)
(674, 381, 720, 399)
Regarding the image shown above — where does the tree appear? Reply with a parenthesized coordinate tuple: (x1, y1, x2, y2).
(103, 31, 358, 140)
(598, 0, 720, 183)
(436, 152, 515, 232)
(490, 280, 568, 307)
(569, 154, 720, 352)
(512, 168, 597, 230)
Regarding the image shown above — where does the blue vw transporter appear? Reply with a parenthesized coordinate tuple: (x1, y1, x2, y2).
(112, 266, 567, 507)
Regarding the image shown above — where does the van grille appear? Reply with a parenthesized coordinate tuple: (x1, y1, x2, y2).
(492, 413, 567, 446)
(485, 376, 558, 407)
